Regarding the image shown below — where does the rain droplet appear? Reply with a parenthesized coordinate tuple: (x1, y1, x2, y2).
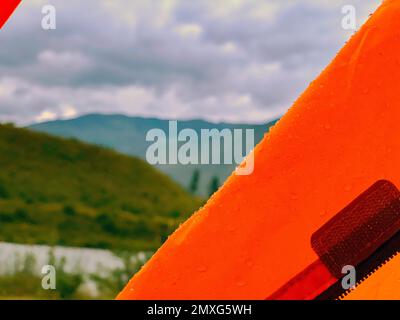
(197, 266, 208, 273)
(236, 280, 247, 287)
(319, 210, 328, 218)
(246, 260, 254, 268)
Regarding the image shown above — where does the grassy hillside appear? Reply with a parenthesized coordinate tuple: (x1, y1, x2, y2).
(30, 114, 278, 195)
(0, 124, 201, 251)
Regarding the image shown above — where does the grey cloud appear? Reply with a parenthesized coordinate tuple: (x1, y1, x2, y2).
(0, 0, 381, 125)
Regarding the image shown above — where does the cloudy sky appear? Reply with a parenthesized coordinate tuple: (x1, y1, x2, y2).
(0, 0, 381, 125)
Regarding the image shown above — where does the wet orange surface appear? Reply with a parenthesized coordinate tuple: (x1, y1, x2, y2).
(118, 0, 400, 300)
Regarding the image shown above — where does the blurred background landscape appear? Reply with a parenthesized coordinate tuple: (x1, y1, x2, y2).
(0, 0, 379, 299)
(0, 113, 273, 299)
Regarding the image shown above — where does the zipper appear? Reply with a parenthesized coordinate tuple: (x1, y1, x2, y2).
(316, 229, 400, 300)
(337, 250, 400, 300)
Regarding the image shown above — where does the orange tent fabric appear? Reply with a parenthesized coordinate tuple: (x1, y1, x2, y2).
(118, 0, 400, 300)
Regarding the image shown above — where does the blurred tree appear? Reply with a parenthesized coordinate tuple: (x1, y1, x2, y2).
(208, 176, 220, 197)
(0, 180, 9, 199)
(90, 252, 145, 298)
(189, 169, 200, 194)
(63, 205, 76, 216)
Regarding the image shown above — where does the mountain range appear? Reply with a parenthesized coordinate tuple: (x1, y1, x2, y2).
(30, 114, 277, 195)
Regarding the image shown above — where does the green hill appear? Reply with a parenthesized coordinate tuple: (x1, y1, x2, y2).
(30, 114, 278, 196)
(0, 124, 201, 251)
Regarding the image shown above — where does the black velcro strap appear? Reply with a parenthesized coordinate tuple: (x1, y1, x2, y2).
(311, 180, 400, 278)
